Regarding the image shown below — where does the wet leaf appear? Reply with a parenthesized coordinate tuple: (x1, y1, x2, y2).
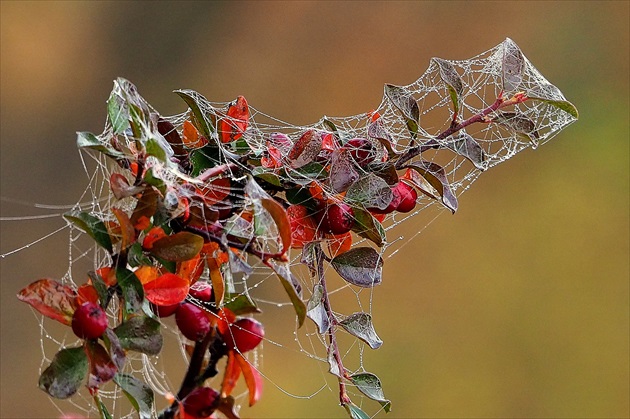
(85, 340, 117, 390)
(369, 162, 399, 186)
(433, 57, 463, 113)
(329, 148, 359, 193)
(444, 132, 487, 170)
(116, 267, 144, 317)
(145, 136, 169, 163)
(349, 372, 391, 412)
(529, 96, 579, 119)
(493, 111, 540, 146)
(502, 38, 524, 92)
(197, 177, 231, 206)
(103, 329, 126, 370)
(76, 131, 125, 160)
(107, 92, 129, 135)
(143, 273, 189, 306)
(400, 167, 439, 201)
(174, 89, 214, 138)
(384, 84, 419, 137)
(288, 129, 322, 169)
(340, 312, 383, 349)
(113, 373, 154, 419)
(110, 173, 143, 200)
(331, 247, 383, 288)
(39, 346, 88, 399)
(234, 352, 263, 406)
(306, 284, 330, 334)
(344, 402, 371, 419)
(64, 211, 113, 253)
(17, 278, 78, 326)
(266, 260, 306, 327)
(408, 162, 458, 213)
(150, 231, 204, 262)
(368, 118, 400, 157)
(113, 314, 163, 355)
(346, 173, 393, 210)
(352, 208, 386, 247)
(224, 293, 261, 316)
(87, 271, 110, 309)
(219, 96, 249, 143)
(207, 256, 225, 307)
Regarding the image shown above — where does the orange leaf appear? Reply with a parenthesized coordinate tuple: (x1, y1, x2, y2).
(131, 187, 159, 230)
(234, 353, 263, 406)
(206, 256, 224, 307)
(177, 254, 204, 284)
(220, 350, 241, 398)
(143, 273, 190, 306)
(77, 283, 100, 305)
(17, 278, 78, 326)
(326, 231, 353, 257)
(95, 267, 117, 286)
(286, 204, 318, 249)
(182, 120, 208, 149)
(143, 226, 167, 250)
(111, 207, 136, 250)
(134, 265, 160, 285)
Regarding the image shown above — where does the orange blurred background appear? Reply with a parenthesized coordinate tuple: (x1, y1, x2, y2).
(1, 1, 628, 418)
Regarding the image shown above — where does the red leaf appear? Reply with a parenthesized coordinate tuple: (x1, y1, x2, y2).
(177, 254, 204, 284)
(111, 207, 136, 250)
(142, 226, 167, 250)
(143, 273, 189, 306)
(17, 279, 78, 325)
(85, 340, 117, 390)
(234, 353, 263, 406)
(287, 129, 322, 168)
(286, 205, 318, 249)
(77, 283, 99, 305)
(220, 350, 241, 398)
(219, 96, 249, 143)
(196, 178, 231, 206)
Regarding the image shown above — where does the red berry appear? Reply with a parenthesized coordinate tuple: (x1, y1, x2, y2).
(221, 318, 264, 353)
(182, 386, 219, 418)
(346, 138, 375, 165)
(395, 182, 418, 213)
(176, 303, 211, 341)
(324, 203, 355, 235)
(72, 302, 108, 339)
(189, 281, 213, 302)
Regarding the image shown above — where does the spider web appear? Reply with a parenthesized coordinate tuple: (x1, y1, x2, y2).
(1, 38, 576, 418)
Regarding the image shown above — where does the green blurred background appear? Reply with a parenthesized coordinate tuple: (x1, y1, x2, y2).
(1, 1, 628, 418)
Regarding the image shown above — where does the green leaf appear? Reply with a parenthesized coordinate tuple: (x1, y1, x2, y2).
(113, 315, 163, 355)
(38, 346, 88, 399)
(343, 402, 371, 419)
(352, 208, 386, 247)
(384, 84, 419, 137)
(145, 136, 168, 163)
(127, 242, 152, 268)
(306, 284, 330, 334)
(408, 161, 458, 213)
(224, 293, 261, 316)
(116, 267, 144, 317)
(331, 247, 383, 288)
(340, 312, 383, 349)
(76, 131, 125, 160)
(529, 96, 579, 119)
(150, 231, 204, 261)
(87, 271, 110, 308)
(107, 93, 129, 135)
(64, 211, 113, 253)
(346, 173, 393, 210)
(103, 328, 127, 370)
(189, 145, 222, 177)
(113, 373, 154, 419)
(266, 259, 306, 327)
(174, 89, 214, 138)
(350, 372, 391, 412)
(433, 57, 463, 114)
(502, 38, 524, 92)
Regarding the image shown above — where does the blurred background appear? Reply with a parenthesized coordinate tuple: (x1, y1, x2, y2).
(1, 1, 628, 418)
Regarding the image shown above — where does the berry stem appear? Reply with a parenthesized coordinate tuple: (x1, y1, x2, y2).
(395, 91, 528, 169)
(314, 245, 352, 406)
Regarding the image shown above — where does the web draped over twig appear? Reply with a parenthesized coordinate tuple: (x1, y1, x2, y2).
(5, 38, 576, 418)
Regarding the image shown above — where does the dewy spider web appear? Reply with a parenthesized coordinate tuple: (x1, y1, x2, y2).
(4, 38, 576, 418)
